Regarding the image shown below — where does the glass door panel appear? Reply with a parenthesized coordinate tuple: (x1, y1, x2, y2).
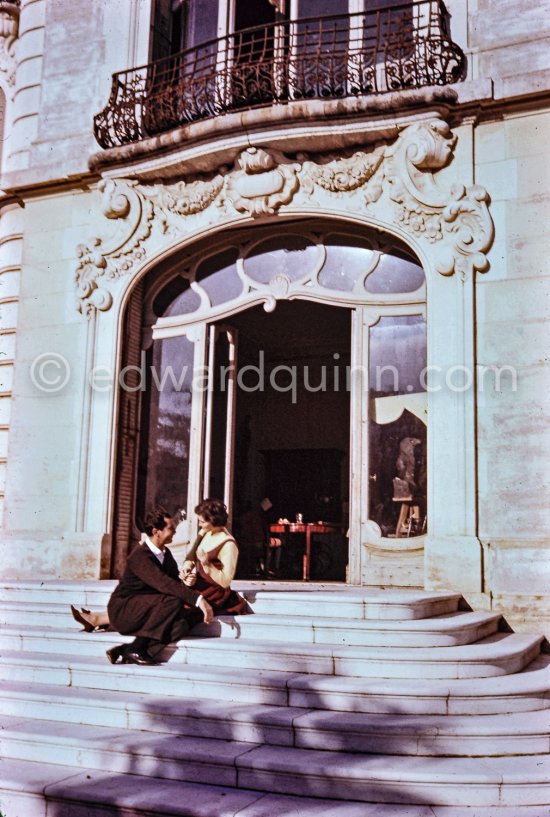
(368, 314, 427, 538)
(203, 325, 238, 527)
(296, 0, 348, 17)
(146, 0, 220, 133)
(138, 334, 196, 520)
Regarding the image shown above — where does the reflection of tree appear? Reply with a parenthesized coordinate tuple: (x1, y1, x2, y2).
(147, 398, 192, 513)
(136, 335, 196, 517)
(369, 409, 426, 536)
(370, 318, 426, 395)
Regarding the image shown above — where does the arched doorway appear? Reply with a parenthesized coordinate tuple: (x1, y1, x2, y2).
(207, 299, 351, 581)
(111, 219, 427, 581)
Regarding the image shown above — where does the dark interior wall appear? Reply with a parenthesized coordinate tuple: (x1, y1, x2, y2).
(227, 301, 351, 522)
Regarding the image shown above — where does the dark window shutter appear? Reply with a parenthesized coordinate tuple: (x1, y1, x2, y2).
(111, 282, 144, 578)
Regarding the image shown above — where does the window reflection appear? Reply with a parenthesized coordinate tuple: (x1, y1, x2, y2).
(366, 252, 424, 293)
(369, 315, 427, 537)
(369, 315, 426, 395)
(157, 276, 201, 317)
(155, 232, 424, 318)
(244, 236, 319, 284)
(319, 235, 377, 291)
(138, 336, 195, 515)
(196, 248, 242, 306)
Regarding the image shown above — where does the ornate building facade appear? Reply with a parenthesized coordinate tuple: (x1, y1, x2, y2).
(0, 0, 548, 630)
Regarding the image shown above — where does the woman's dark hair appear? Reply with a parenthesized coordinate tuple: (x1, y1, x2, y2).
(143, 506, 171, 535)
(195, 498, 228, 527)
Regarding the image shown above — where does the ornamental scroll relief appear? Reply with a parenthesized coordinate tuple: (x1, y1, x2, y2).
(384, 119, 494, 279)
(75, 117, 494, 314)
(0, 0, 20, 87)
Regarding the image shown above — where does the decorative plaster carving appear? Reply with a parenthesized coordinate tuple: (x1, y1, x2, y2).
(75, 237, 111, 316)
(300, 149, 384, 195)
(269, 273, 291, 299)
(75, 180, 154, 315)
(0, 0, 20, 86)
(75, 175, 225, 313)
(76, 119, 495, 313)
(385, 119, 494, 278)
(224, 147, 300, 217)
(145, 175, 224, 229)
(263, 272, 292, 313)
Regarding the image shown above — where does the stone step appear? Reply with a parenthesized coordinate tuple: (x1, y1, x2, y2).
(1, 715, 549, 807)
(0, 602, 502, 646)
(0, 681, 301, 747)
(289, 654, 550, 714)
(235, 745, 550, 808)
(4, 758, 546, 817)
(0, 650, 296, 705)
(192, 609, 502, 646)
(2, 679, 549, 756)
(0, 580, 463, 619)
(1, 579, 548, 814)
(2, 649, 549, 715)
(0, 624, 542, 678)
(245, 587, 463, 620)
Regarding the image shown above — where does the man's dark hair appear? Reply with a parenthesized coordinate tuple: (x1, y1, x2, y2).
(195, 498, 228, 527)
(143, 506, 171, 535)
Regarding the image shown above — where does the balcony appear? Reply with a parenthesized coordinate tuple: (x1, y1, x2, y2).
(94, 1, 465, 150)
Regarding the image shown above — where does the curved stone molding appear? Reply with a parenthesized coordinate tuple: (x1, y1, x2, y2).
(385, 119, 494, 278)
(75, 120, 495, 313)
(0, 0, 20, 86)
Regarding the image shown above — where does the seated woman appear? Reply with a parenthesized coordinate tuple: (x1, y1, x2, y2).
(190, 497, 250, 615)
(70, 499, 250, 630)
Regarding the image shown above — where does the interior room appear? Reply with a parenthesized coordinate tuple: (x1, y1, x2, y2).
(209, 300, 351, 581)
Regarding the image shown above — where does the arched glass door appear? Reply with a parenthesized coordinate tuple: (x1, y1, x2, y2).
(118, 221, 426, 580)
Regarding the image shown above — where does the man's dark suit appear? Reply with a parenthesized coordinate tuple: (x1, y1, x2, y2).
(108, 543, 203, 650)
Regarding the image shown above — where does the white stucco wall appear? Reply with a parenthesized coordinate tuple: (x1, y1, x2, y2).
(2, 188, 99, 576)
(474, 110, 550, 621)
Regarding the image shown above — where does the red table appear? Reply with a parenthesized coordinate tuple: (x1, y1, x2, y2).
(269, 522, 342, 581)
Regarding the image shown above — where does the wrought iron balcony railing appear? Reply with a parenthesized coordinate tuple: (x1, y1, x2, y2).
(94, 0, 465, 150)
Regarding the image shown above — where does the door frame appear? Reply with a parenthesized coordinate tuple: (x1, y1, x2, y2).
(155, 297, 400, 586)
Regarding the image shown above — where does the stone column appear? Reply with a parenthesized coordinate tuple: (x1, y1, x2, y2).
(8, 0, 45, 171)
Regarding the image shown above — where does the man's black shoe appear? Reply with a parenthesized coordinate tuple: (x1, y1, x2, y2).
(121, 650, 158, 665)
(105, 644, 126, 664)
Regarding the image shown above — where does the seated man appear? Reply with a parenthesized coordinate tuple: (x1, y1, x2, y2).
(106, 507, 213, 665)
(70, 557, 250, 633)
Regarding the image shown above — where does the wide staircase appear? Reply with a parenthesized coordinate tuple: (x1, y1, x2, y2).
(0, 580, 549, 817)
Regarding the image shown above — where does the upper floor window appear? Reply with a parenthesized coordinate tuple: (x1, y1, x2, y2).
(95, 0, 465, 148)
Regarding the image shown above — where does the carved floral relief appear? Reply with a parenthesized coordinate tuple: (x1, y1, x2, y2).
(300, 149, 384, 196)
(75, 117, 494, 314)
(75, 180, 154, 314)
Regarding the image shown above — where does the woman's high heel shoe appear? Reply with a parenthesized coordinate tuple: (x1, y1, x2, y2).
(70, 604, 96, 632)
(71, 605, 110, 633)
